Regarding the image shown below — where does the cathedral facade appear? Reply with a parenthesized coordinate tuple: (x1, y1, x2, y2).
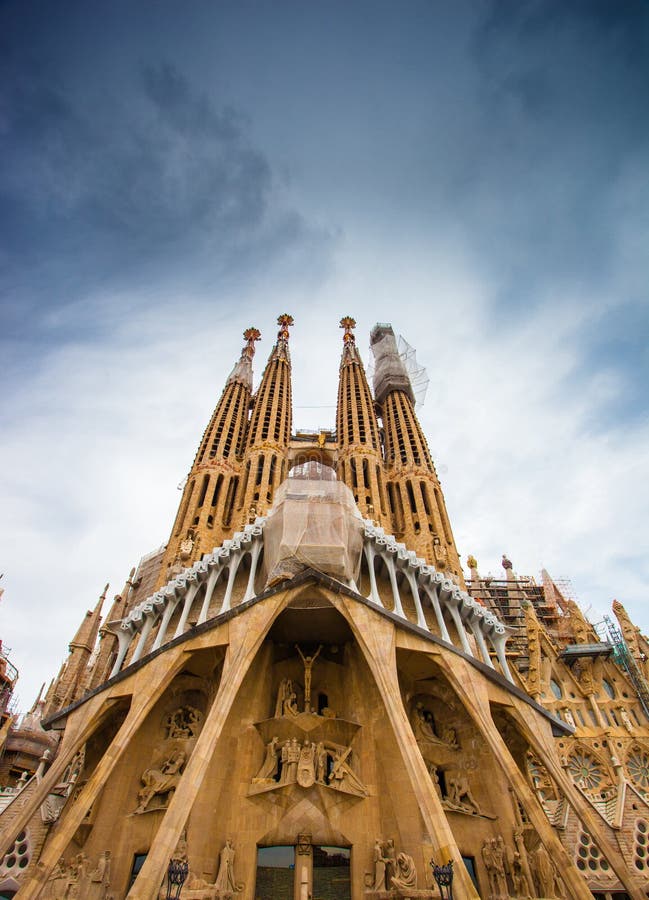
(1, 317, 649, 900)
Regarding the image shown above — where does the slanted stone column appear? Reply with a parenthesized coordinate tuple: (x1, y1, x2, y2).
(17, 651, 188, 899)
(441, 652, 642, 900)
(337, 598, 480, 900)
(125, 595, 284, 900)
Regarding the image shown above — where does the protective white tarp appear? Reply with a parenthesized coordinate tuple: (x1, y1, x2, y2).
(263, 463, 363, 587)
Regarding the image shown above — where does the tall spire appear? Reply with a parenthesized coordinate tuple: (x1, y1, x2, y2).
(158, 328, 261, 583)
(239, 314, 294, 521)
(370, 324, 462, 580)
(47, 584, 107, 713)
(336, 317, 388, 524)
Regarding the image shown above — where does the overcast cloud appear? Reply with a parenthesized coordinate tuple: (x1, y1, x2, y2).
(1, 0, 648, 709)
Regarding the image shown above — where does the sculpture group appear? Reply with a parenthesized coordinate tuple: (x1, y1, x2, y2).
(371, 838, 419, 894)
(253, 734, 367, 796)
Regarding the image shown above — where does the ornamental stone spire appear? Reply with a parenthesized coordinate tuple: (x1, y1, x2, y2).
(239, 314, 294, 521)
(157, 328, 261, 583)
(336, 316, 387, 525)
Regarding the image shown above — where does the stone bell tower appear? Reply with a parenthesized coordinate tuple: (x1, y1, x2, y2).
(157, 326, 261, 585)
(370, 323, 463, 580)
(335, 316, 389, 528)
(238, 314, 294, 524)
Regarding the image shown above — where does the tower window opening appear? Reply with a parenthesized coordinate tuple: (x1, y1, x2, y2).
(207, 514, 214, 528)
(174, 479, 195, 535)
(223, 476, 239, 526)
(351, 459, 358, 489)
(255, 455, 265, 486)
(362, 458, 370, 490)
(197, 474, 210, 508)
(420, 482, 431, 515)
(406, 480, 417, 514)
(434, 487, 452, 543)
(238, 463, 250, 510)
(211, 474, 223, 508)
(208, 390, 234, 458)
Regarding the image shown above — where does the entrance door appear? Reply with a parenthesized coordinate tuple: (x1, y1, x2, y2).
(255, 846, 295, 900)
(312, 846, 351, 900)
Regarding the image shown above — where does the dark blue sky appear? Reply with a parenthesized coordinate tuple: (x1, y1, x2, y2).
(1, 0, 648, 707)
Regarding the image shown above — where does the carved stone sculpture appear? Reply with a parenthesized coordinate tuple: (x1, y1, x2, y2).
(135, 748, 186, 813)
(44, 850, 112, 900)
(274, 678, 294, 717)
(444, 766, 482, 815)
(214, 839, 243, 893)
(315, 741, 328, 783)
(532, 843, 556, 899)
(512, 851, 532, 899)
(384, 838, 396, 888)
(165, 706, 203, 740)
(254, 736, 280, 783)
(328, 745, 368, 796)
(390, 852, 417, 892)
(295, 643, 323, 712)
(372, 838, 387, 891)
(297, 738, 316, 787)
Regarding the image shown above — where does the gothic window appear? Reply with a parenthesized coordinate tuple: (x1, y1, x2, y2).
(568, 750, 603, 792)
(602, 679, 616, 699)
(550, 679, 563, 699)
(633, 819, 648, 872)
(626, 748, 649, 793)
(0, 828, 31, 877)
(575, 829, 610, 875)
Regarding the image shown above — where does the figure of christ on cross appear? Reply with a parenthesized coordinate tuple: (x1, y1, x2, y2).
(295, 644, 323, 712)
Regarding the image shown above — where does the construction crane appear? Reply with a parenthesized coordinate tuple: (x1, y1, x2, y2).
(600, 615, 649, 720)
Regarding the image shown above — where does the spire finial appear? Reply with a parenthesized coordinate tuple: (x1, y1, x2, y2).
(277, 314, 294, 341)
(340, 316, 356, 344)
(242, 327, 261, 359)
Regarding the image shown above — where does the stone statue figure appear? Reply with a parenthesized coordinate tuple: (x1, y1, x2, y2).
(295, 644, 323, 711)
(165, 706, 202, 739)
(620, 707, 634, 733)
(373, 838, 387, 891)
(315, 741, 329, 783)
(482, 839, 500, 899)
(492, 836, 509, 898)
(297, 738, 316, 787)
(444, 767, 482, 815)
(214, 839, 243, 893)
(328, 745, 367, 795)
(254, 736, 280, 783)
(43, 858, 69, 899)
(283, 737, 300, 783)
(283, 689, 299, 717)
(390, 852, 417, 891)
(512, 851, 532, 899)
(384, 838, 396, 888)
(532, 843, 556, 898)
(274, 678, 292, 717)
(135, 748, 186, 813)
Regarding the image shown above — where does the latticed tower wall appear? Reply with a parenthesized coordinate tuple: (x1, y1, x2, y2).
(156, 329, 260, 586)
(335, 317, 390, 526)
(237, 315, 294, 526)
(370, 324, 463, 581)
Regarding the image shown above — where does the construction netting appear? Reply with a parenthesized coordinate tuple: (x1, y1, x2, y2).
(368, 323, 428, 407)
(263, 462, 363, 587)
